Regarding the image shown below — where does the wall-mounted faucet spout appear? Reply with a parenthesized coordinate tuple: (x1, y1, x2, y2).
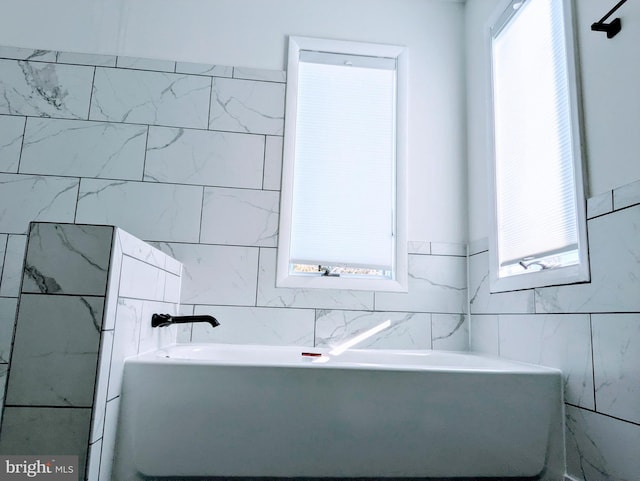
(152, 313, 220, 329)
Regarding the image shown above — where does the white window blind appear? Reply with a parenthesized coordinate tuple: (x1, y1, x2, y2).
(491, 0, 579, 269)
(289, 50, 397, 270)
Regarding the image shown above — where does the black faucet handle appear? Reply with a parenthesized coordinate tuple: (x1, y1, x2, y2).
(151, 313, 173, 327)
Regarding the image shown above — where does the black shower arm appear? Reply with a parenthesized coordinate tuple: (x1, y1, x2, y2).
(591, 0, 628, 39)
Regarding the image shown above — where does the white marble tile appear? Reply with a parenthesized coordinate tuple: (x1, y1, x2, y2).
(20, 117, 146, 179)
(164, 271, 181, 303)
(137, 300, 178, 354)
(407, 241, 431, 255)
(0, 174, 79, 234)
(233, 67, 286, 83)
(91, 329, 113, 443)
(175, 62, 233, 77)
(315, 310, 431, 350)
(209, 77, 285, 135)
(90, 67, 211, 129)
(0, 297, 18, 363)
(0, 115, 25, 172)
(21, 223, 113, 295)
(116, 56, 175, 72)
(263, 135, 283, 190)
(431, 242, 467, 257)
(87, 439, 103, 481)
(151, 242, 259, 306)
(118, 255, 166, 301)
(192, 305, 315, 346)
(0, 364, 7, 426)
(0, 59, 93, 119)
(115, 227, 176, 271)
(176, 304, 194, 342)
(614, 178, 640, 210)
(468, 251, 535, 314)
(375, 254, 467, 314)
(6, 294, 103, 407)
(587, 191, 613, 219)
(99, 398, 120, 481)
(432, 313, 468, 351)
(0, 406, 92, 479)
(56, 51, 116, 67)
(0, 233, 6, 280)
(257, 247, 374, 310)
(468, 237, 489, 255)
(76, 179, 202, 243)
(201, 187, 279, 247)
(592, 314, 640, 424)
(108, 298, 143, 399)
(0, 234, 27, 296)
(144, 126, 264, 188)
(565, 406, 640, 481)
(0, 47, 57, 62)
(469, 314, 499, 355)
(498, 314, 594, 409)
(535, 204, 640, 313)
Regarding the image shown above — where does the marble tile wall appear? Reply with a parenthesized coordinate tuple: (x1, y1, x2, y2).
(0, 44, 469, 378)
(0, 223, 182, 481)
(468, 184, 640, 481)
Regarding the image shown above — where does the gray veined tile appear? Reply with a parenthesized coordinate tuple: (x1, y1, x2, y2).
(200, 187, 280, 247)
(469, 314, 499, 355)
(613, 178, 640, 211)
(151, 242, 259, 306)
(263, 136, 283, 190)
(21, 223, 113, 296)
(118, 255, 166, 302)
(76, 179, 203, 243)
(565, 406, 640, 481)
(431, 242, 467, 257)
(587, 190, 613, 219)
(0, 173, 79, 234)
(407, 241, 431, 255)
(535, 204, 640, 313)
(0, 297, 19, 363)
(20, 117, 147, 180)
(315, 310, 431, 350)
(0, 59, 94, 119)
(592, 314, 640, 424)
(175, 62, 233, 77)
(90, 67, 211, 129)
(6, 294, 103, 407)
(0, 406, 92, 481)
(432, 313, 468, 351)
(144, 126, 264, 188)
(375, 254, 467, 314)
(116, 56, 176, 72)
(0, 235, 27, 297)
(0, 115, 26, 173)
(209, 77, 285, 135)
(192, 305, 315, 346)
(56, 51, 117, 67)
(0, 47, 57, 62)
(498, 314, 594, 409)
(233, 67, 286, 83)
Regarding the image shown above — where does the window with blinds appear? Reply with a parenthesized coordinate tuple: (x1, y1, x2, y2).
(277, 36, 408, 292)
(488, 0, 589, 292)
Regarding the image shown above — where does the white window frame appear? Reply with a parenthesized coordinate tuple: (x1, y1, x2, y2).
(277, 36, 408, 292)
(487, 0, 590, 293)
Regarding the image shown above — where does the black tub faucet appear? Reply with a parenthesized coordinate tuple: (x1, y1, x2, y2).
(152, 313, 220, 329)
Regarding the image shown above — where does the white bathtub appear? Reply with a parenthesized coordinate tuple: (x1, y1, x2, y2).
(113, 343, 564, 480)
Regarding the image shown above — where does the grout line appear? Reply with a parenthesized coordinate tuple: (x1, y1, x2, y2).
(15, 116, 27, 174)
(589, 314, 597, 412)
(564, 402, 640, 428)
(86, 67, 97, 120)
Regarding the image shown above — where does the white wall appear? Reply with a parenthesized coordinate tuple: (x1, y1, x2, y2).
(0, 0, 468, 244)
(465, 0, 640, 242)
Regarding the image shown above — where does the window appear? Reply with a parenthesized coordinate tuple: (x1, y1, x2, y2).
(488, 0, 589, 292)
(277, 36, 408, 292)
